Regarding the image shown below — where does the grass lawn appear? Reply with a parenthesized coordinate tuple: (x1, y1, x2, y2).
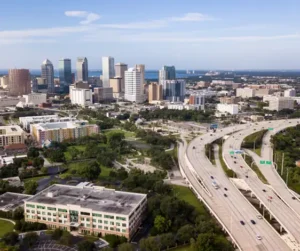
(172, 245, 193, 251)
(23, 175, 50, 183)
(104, 129, 135, 138)
(254, 148, 261, 157)
(64, 145, 86, 161)
(0, 219, 14, 237)
(172, 185, 207, 215)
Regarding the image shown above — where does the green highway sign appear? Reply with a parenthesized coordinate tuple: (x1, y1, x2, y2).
(266, 161, 272, 165)
(260, 160, 266, 164)
(260, 160, 272, 165)
(229, 151, 234, 155)
(268, 128, 274, 131)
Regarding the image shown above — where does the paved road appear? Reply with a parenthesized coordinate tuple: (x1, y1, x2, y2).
(180, 125, 289, 251)
(222, 119, 300, 250)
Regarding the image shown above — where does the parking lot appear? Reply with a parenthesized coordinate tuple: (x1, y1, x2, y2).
(32, 240, 78, 251)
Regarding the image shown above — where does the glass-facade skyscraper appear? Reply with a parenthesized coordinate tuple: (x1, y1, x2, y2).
(159, 66, 176, 84)
(41, 59, 54, 93)
(59, 58, 72, 93)
(102, 56, 115, 88)
(76, 57, 88, 82)
(162, 79, 186, 102)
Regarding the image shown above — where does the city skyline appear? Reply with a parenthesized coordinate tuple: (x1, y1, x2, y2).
(1, 0, 300, 70)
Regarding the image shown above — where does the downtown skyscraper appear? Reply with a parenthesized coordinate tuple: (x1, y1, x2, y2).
(59, 58, 72, 93)
(159, 66, 176, 84)
(102, 56, 115, 88)
(76, 57, 88, 82)
(115, 62, 128, 92)
(41, 59, 54, 93)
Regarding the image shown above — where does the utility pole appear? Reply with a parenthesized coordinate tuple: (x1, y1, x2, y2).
(281, 152, 285, 176)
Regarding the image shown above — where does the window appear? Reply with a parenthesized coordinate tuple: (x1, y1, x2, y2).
(42, 217, 46, 221)
(37, 211, 41, 214)
(116, 216, 126, 221)
(26, 204, 35, 208)
(31, 210, 35, 213)
(116, 228, 121, 232)
(104, 215, 114, 219)
(98, 220, 102, 223)
(37, 205, 45, 209)
(122, 223, 126, 227)
(48, 218, 51, 221)
(92, 219, 96, 222)
(104, 221, 108, 224)
(110, 222, 114, 225)
(86, 224, 90, 228)
(93, 224, 96, 228)
(59, 220, 62, 223)
(110, 227, 114, 231)
(122, 229, 126, 233)
(37, 216, 41, 220)
(81, 217, 84, 221)
(81, 212, 90, 216)
(47, 207, 56, 211)
(104, 226, 108, 230)
(58, 209, 67, 213)
(92, 213, 102, 217)
(26, 209, 30, 213)
(116, 223, 120, 226)
(42, 212, 45, 215)
(98, 225, 102, 229)
(47, 212, 51, 216)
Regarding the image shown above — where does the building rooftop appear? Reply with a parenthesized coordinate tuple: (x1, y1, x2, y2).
(33, 120, 89, 131)
(26, 184, 146, 215)
(0, 192, 32, 211)
(0, 125, 24, 135)
(42, 59, 52, 65)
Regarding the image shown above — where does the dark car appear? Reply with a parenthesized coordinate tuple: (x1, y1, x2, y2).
(240, 221, 245, 225)
(224, 194, 228, 197)
(210, 134, 212, 136)
(262, 189, 266, 192)
(224, 187, 228, 191)
(250, 220, 256, 225)
(234, 161, 237, 164)
(240, 165, 243, 168)
(292, 196, 296, 200)
(193, 146, 196, 149)
(245, 175, 248, 178)
(234, 157, 237, 159)
(210, 176, 214, 179)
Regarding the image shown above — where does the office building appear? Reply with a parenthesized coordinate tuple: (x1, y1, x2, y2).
(162, 80, 186, 102)
(69, 82, 92, 107)
(94, 87, 113, 102)
(102, 57, 115, 88)
(24, 184, 147, 239)
(0, 75, 9, 89)
(76, 57, 88, 82)
(219, 96, 241, 104)
(32, 121, 99, 145)
(41, 59, 54, 93)
(216, 104, 239, 116)
(284, 88, 296, 97)
(22, 93, 47, 106)
(148, 82, 162, 103)
(263, 96, 295, 111)
(159, 66, 176, 84)
(236, 88, 255, 98)
(0, 193, 32, 212)
(135, 64, 145, 85)
(59, 59, 72, 93)
(19, 115, 77, 132)
(31, 78, 38, 93)
(109, 78, 122, 98)
(115, 63, 128, 92)
(189, 93, 205, 109)
(167, 102, 198, 110)
(124, 68, 144, 103)
(8, 69, 31, 96)
(0, 125, 25, 147)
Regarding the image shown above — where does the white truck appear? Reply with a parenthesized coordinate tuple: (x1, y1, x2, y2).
(212, 181, 219, 189)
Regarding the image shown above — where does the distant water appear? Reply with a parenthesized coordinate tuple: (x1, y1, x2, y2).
(0, 69, 202, 80)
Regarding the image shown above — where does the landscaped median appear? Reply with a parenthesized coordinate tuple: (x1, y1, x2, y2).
(243, 154, 268, 184)
(241, 129, 268, 157)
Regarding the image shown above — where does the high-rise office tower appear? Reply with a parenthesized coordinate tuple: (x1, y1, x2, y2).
(115, 63, 128, 92)
(148, 82, 163, 102)
(124, 67, 144, 103)
(135, 64, 145, 85)
(162, 79, 186, 102)
(159, 66, 176, 84)
(8, 69, 31, 96)
(102, 57, 115, 88)
(58, 58, 72, 93)
(76, 57, 88, 82)
(41, 59, 54, 93)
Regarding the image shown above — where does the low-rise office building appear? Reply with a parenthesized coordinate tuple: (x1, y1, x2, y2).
(0, 125, 25, 147)
(263, 96, 295, 111)
(0, 192, 32, 212)
(69, 82, 92, 107)
(24, 184, 147, 239)
(32, 121, 98, 145)
(216, 104, 239, 116)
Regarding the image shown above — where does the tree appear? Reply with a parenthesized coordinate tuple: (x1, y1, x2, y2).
(59, 231, 73, 246)
(118, 243, 135, 251)
(154, 215, 171, 233)
(160, 233, 175, 250)
(192, 233, 215, 251)
(27, 147, 39, 158)
(177, 224, 194, 244)
(106, 131, 125, 150)
(13, 207, 24, 220)
(79, 161, 101, 180)
(32, 157, 44, 168)
(22, 232, 38, 248)
(139, 236, 161, 251)
(52, 228, 63, 240)
(3, 231, 19, 246)
(41, 166, 48, 174)
(24, 180, 38, 195)
(78, 240, 95, 251)
(69, 147, 80, 160)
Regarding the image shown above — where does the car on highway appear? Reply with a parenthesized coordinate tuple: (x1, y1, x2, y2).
(256, 235, 262, 240)
(210, 176, 214, 179)
(240, 221, 245, 225)
(224, 194, 227, 197)
(292, 196, 296, 200)
(262, 189, 266, 192)
(250, 220, 256, 225)
(245, 175, 248, 178)
(224, 187, 228, 191)
(234, 161, 236, 164)
(240, 165, 243, 168)
(193, 146, 196, 149)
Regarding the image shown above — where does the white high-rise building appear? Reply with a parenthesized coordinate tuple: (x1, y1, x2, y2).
(125, 67, 144, 103)
(41, 59, 54, 93)
(135, 64, 145, 85)
(69, 82, 92, 107)
(102, 57, 115, 87)
(76, 57, 88, 82)
(284, 88, 296, 97)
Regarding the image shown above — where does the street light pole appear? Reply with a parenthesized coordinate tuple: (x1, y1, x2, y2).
(281, 152, 285, 176)
(286, 167, 289, 185)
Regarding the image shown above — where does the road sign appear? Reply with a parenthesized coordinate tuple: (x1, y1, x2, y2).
(210, 123, 218, 129)
(266, 161, 272, 165)
(260, 160, 266, 164)
(234, 150, 244, 154)
(260, 160, 272, 165)
(268, 128, 273, 131)
(229, 151, 234, 155)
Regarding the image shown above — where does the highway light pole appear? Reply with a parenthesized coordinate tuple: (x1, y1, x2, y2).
(286, 167, 289, 185)
(281, 152, 285, 176)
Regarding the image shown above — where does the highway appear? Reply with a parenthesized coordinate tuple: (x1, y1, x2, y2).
(222, 120, 300, 250)
(180, 124, 290, 251)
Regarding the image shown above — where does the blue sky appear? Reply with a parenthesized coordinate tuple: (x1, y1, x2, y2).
(1, 0, 300, 70)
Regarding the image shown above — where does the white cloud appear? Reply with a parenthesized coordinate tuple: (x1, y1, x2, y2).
(64, 11, 88, 18)
(0, 39, 56, 45)
(65, 11, 100, 25)
(170, 13, 215, 22)
(98, 20, 166, 29)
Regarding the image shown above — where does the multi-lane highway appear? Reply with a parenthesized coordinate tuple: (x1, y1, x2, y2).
(222, 120, 300, 249)
(180, 124, 290, 251)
